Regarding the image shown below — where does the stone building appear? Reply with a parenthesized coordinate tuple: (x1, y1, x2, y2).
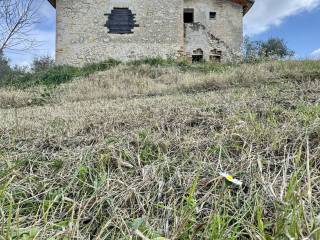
(48, 0, 254, 65)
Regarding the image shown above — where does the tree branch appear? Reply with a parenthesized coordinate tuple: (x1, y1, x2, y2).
(0, 0, 40, 53)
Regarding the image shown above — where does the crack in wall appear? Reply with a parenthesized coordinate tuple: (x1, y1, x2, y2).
(183, 22, 241, 62)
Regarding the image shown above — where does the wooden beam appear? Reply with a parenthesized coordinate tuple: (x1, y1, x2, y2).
(232, 0, 254, 14)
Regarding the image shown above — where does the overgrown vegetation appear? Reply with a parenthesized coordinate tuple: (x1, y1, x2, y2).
(0, 56, 233, 90)
(127, 57, 230, 73)
(0, 36, 296, 90)
(31, 55, 55, 72)
(243, 37, 295, 63)
(1, 59, 320, 239)
(1, 59, 320, 109)
(0, 51, 11, 82)
(0, 59, 121, 89)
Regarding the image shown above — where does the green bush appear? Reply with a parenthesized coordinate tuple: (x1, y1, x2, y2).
(0, 56, 231, 89)
(128, 57, 229, 73)
(0, 59, 121, 89)
(243, 36, 295, 63)
(81, 59, 121, 76)
(128, 57, 172, 66)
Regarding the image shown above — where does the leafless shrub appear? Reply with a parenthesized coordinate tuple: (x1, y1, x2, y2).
(0, 0, 39, 53)
(31, 55, 55, 72)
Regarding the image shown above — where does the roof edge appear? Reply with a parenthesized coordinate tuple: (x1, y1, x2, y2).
(48, 0, 55, 8)
(47, 0, 254, 14)
(232, 0, 254, 15)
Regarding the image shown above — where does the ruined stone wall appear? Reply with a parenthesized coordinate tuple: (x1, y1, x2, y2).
(56, 0, 184, 65)
(55, 0, 243, 65)
(183, 0, 243, 61)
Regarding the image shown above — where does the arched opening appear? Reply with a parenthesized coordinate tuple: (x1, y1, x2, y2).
(192, 48, 204, 62)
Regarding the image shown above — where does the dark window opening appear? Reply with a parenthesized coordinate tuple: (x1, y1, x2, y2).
(210, 55, 221, 62)
(192, 55, 203, 62)
(105, 8, 139, 34)
(192, 48, 204, 63)
(184, 9, 194, 23)
(210, 49, 222, 62)
(210, 12, 217, 19)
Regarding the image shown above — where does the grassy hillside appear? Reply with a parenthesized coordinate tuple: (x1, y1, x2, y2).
(1, 60, 320, 239)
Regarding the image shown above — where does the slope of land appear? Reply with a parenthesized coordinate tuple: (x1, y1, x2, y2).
(1, 60, 320, 239)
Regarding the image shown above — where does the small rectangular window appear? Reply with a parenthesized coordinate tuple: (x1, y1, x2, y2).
(210, 12, 216, 19)
(184, 9, 194, 23)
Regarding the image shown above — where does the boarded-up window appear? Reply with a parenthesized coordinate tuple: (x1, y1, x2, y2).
(105, 8, 139, 34)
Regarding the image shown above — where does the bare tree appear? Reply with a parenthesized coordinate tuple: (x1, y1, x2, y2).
(0, 0, 40, 53)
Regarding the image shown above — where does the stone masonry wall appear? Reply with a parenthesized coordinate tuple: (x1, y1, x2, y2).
(55, 0, 243, 65)
(56, 0, 184, 65)
(183, 0, 243, 61)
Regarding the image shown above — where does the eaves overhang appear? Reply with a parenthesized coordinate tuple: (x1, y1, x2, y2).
(232, 0, 254, 15)
(47, 0, 254, 14)
(48, 0, 55, 8)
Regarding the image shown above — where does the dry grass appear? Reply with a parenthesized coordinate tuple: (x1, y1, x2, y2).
(0, 60, 306, 109)
(1, 60, 320, 239)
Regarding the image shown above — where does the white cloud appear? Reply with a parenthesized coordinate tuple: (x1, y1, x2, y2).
(310, 49, 320, 59)
(244, 0, 320, 35)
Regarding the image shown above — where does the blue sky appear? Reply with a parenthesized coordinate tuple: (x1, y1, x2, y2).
(244, 0, 320, 59)
(250, 10, 320, 59)
(5, 0, 320, 65)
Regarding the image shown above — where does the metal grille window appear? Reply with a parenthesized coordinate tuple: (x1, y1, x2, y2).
(105, 8, 139, 34)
